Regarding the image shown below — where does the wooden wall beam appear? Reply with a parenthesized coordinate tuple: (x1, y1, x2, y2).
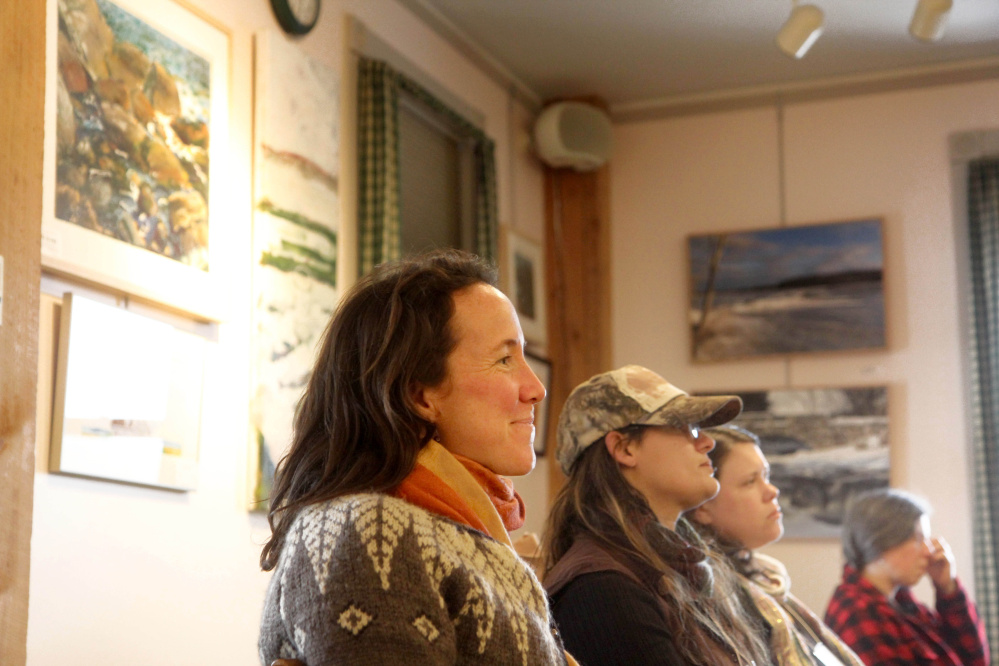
(0, 0, 45, 662)
(544, 163, 612, 499)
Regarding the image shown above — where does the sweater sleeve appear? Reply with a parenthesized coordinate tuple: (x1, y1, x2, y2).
(934, 579, 990, 666)
(551, 571, 689, 666)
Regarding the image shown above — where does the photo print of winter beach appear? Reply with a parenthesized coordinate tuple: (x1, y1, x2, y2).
(706, 386, 889, 539)
(688, 218, 885, 362)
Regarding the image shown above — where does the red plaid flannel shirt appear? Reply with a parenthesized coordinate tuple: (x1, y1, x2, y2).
(824, 565, 989, 666)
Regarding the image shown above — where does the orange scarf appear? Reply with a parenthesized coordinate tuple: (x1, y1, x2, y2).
(391, 442, 525, 541)
(392, 443, 580, 666)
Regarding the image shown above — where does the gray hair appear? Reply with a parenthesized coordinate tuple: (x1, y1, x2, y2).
(841, 488, 931, 570)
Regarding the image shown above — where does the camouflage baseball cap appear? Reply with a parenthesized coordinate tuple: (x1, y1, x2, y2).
(556, 365, 742, 474)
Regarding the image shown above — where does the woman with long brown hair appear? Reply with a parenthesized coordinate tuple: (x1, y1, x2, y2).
(689, 425, 864, 666)
(541, 365, 771, 666)
(258, 249, 571, 665)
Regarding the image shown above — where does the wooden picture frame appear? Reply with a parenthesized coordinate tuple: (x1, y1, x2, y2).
(42, 0, 231, 322)
(504, 228, 547, 347)
(525, 351, 552, 456)
(49, 292, 206, 491)
(688, 218, 886, 362)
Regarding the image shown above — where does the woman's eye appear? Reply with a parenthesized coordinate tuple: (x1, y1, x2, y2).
(498, 356, 512, 366)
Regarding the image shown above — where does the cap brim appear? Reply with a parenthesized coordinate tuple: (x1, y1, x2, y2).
(640, 394, 742, 429)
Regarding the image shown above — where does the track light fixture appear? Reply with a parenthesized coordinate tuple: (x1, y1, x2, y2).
(910, 0, 953, 42)
(776, 0, 825, 59)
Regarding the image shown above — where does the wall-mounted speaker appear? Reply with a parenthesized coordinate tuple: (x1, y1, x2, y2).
(533, 101, 612, 171)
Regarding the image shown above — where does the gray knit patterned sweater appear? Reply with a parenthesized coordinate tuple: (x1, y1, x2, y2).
(259, 493, 567, 665)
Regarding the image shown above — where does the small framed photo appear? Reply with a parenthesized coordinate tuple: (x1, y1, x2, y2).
(504, 229, 547, 347)
(49, 292, 206, 491)
(525, 352, 553, 456)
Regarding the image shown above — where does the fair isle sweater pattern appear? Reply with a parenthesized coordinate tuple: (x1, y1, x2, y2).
(259, 494, 566, 666)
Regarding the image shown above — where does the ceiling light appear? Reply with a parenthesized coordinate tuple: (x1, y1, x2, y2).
(910, 0, 953, 42)
(776, 2, 825, 59)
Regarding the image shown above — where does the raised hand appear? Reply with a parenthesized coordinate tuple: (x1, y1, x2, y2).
(927, 536, 957, 595)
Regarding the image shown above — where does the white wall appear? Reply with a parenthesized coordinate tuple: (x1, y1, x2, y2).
(611, 79, 999, 614)
(26, 0, 546, 663)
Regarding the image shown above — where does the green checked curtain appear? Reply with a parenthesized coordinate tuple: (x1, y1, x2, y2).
(357, 57, 498, 276)
(358, 59, 401, 274)
(966, 157, 999, 654)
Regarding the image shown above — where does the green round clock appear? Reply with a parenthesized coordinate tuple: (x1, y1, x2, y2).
(270, 0, 321, 36)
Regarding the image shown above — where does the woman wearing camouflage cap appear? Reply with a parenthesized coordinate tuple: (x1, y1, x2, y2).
(541, 365, 771, 666)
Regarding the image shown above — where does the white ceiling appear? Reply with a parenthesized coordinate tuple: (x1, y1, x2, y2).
(395, 0, 999, 120)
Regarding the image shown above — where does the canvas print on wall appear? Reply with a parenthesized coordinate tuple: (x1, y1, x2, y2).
(709, 386, 889, 539)
(43, 0, 230, 321)
(250, 31, 340, 509)
(688, 218, 885, 362)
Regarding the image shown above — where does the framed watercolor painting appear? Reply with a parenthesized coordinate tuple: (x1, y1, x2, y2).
(525, 352, 553, 456)
(49, 292, 206, 491)
(504, 228, 547, 347)
(42, 0, 231, 322)
(688, 218, 885, 362)
(702, 385, 889, 538)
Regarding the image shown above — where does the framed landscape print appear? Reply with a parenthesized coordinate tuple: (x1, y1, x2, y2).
(42, 0, 231, 322)
(703, 385, 889, 538)
(504, 229, 547, 347)
(688, 218, 885, 362)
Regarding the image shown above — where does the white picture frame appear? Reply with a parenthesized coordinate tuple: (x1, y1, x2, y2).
(504, 228, 547, 347)
(42, 0, 231, 322)
(49, 292, 206, 491)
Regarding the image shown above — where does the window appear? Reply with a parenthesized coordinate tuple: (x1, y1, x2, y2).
(397, 90, 477, 254)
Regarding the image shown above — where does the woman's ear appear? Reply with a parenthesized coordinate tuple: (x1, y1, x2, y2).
(410, 382, 440, 423)
(604, 430, 639, 468)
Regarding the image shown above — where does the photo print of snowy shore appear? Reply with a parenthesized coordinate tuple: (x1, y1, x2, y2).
(688, 219, 885, 362)
(250, 32, 339, 509)
(708, 386, 889, 539)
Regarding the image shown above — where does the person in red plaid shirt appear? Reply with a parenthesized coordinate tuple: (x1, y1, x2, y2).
(824, 489, 989, 666)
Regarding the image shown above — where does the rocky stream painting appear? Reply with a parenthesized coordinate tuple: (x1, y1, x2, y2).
(54, 0, 212, 269)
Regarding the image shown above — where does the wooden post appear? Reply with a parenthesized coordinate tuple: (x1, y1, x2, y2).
(544, 162, 612, 499)
(0, 0, 45, 662)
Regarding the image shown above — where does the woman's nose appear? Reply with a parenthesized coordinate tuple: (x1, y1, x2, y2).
(522, 364, 546, 403)
(765, 482, 780, 501)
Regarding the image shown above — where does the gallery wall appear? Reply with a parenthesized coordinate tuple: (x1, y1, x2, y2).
(610, 78, 999, 614)
(25, 0, 999, 661)
(26, 0, 547, 664)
